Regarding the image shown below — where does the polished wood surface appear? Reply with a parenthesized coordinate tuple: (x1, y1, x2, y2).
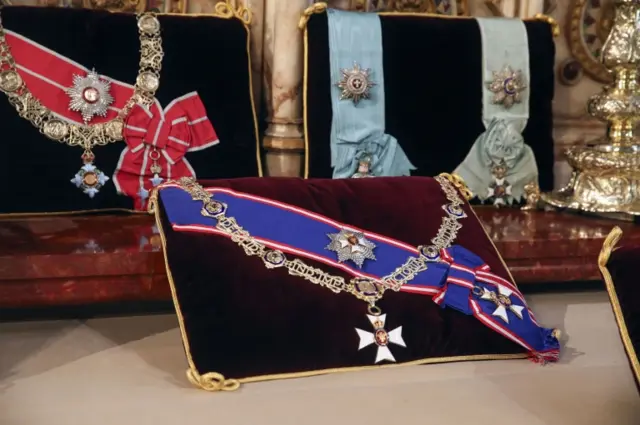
(0, 208, 637, 308)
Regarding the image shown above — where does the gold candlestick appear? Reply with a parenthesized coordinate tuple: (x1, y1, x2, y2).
(542, 0, 640, 220)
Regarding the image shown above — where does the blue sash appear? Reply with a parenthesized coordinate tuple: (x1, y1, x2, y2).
(327, 9, 415, 179)
(159, 183, 559, 362)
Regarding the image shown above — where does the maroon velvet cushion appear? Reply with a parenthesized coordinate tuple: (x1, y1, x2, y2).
(599, 229, 640, 393)
(155, 176, 530, 391)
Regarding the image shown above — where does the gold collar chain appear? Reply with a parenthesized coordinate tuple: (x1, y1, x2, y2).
(164, 174, 467, 364)
(174, 174, 465, 308)
(0, 8, 164, 197)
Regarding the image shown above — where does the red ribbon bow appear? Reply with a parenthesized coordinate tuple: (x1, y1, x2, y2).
(113, 92, 219, 210)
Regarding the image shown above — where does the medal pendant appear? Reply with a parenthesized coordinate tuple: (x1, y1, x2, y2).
(70, 152, 109, 198)
(355, 306, 406, 364)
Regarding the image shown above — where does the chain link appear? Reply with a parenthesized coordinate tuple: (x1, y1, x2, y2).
(173, 175, 466, 306)
(0, 9, 163, 155)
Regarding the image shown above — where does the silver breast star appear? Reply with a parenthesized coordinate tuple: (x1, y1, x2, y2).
(486, 65, 527, 109)
(336, 62, 376, 105)
(326, 228, 376, 268)
(66, 69, 114, 124)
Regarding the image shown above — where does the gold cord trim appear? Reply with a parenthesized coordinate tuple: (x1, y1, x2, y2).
(441, 173, 474, 201)
(154, 177, 530, 392)
(533, 13, 559, 37)
(598, 227, 640, 386)
(0, 207, 142, 219)
(299, 2, 558, 35)
(302, 25, 311, 179)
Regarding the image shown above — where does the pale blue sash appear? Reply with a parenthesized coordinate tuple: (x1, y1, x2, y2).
(454, 18, 538, 204)
(327, 9, 415, 179)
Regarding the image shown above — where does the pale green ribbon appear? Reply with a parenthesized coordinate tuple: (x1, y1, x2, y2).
(454, 18, 538, 204)
(327, 9, 415, 179)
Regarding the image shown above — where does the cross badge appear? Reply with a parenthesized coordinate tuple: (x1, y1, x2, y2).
(476, 285, 524, 324)
(355, 314, 406, 363)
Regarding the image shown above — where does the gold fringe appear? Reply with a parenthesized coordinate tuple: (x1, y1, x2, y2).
(598, 227, 640, 386)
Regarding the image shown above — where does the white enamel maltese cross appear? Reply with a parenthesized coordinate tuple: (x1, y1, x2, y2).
(355, 314, 406, 363)
(478, 285, 525, 324)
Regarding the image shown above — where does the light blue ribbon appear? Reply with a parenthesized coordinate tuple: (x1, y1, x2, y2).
(454, 18, 538, 203)
(327, 9, 415, 179)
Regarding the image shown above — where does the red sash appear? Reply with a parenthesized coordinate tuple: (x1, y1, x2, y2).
(5, 29, 219, 210)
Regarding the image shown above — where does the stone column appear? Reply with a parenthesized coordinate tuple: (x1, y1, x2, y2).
(262, 0, 310, 177)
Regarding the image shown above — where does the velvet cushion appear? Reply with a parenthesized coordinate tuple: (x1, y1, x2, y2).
(599, 229, 640, 393)
(0, 6, 261, 215)
(155, 176, 530, 389)
(303, 10, 555, 191)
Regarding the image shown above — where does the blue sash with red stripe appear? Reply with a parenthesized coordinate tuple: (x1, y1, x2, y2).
(159, 184, 559, 362)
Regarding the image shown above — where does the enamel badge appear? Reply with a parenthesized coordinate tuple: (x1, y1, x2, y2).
(326, 228, 376, 268)
(66, 69, 114, 123)
(486, 65, 527, 109)
(355, 314, 406, 363)
(337, 62, 375, 105)
(70, 162, 110, 198)
(475, 285, 524, 324)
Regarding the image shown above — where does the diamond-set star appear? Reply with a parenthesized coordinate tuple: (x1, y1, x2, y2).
(326, 228, 377, 268)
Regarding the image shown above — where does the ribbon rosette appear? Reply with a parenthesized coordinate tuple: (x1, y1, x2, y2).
(113, 92, 219, 210)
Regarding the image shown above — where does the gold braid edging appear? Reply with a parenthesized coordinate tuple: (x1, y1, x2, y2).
(597, 227, 640, 387)
(214, 0, 252, 26)
(439, 173, 473, 201)
(533, 13, 559, 37)
(299, 2, 328, 30)
(187, 369, 240, 392)
(299, 2, 559, 35)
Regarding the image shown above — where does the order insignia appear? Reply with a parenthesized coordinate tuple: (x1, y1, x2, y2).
(70, 162, 110, 198)
(474, 285, 524, 324)
(336, 62, 375, 105)
(486, 65, 527, 109)
(66, 69, 114, 124)
(355, 314, 406, 363)
(326, 228, 376, 268)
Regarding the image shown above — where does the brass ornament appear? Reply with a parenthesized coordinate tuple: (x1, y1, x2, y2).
(0, 10, 163, 197)
(567, 0, 615, 83)
(336, 62, 375, 105)
(0, 69, 21, 92)
(486, 65, 527, 109)
(542, 0, 640, 219)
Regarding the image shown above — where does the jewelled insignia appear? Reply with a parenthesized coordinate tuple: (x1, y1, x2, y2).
(70, 162, 110, 198)
(487, 160, 512, 206)
(486, 65, 527, 108)
(66, 69, 114, 124)
(326, 229, 376, 268)
(474, 285, 524, 324)
(352, 153, 375, 178)
(337, 62, 375, 105)
(355, 314, 406, 363)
